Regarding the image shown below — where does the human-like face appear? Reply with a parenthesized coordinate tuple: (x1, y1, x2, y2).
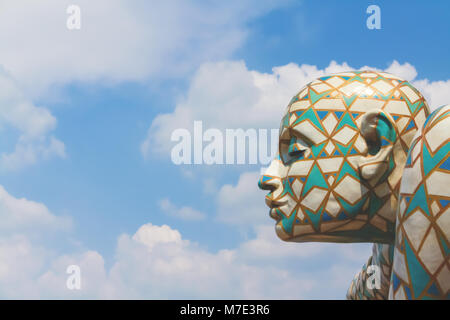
(259, 71, 429, 243)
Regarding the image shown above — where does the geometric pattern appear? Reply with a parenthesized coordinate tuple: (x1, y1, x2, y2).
(389, 105, 450, 299)
(259, 70, 429, 244)
(347, 243, 393, 299)
(348, 105, 450, 300)
(257, 70, 445, 299)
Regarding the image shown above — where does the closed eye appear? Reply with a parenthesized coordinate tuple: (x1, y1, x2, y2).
(279, 136, 309, 164)
(288, 149, 306, 158)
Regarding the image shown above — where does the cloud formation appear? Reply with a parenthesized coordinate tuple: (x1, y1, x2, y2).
(0, 0, 286, 96)
(0, 70, 65, 171)
(217, 171, 267, 225)
(0, 1, 288, 170)
(0, 182, 371, 299)
(0, 185, 71, 234)
(159, 198, 206, 221)
(0, 218, 370, 299)
(142, 60, 450, 159)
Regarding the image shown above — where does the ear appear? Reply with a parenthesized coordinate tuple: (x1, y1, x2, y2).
(359, 110, 397, 184)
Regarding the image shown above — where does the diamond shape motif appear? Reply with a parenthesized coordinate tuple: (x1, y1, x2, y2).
(371, 80, 394, 95)
(332, 126, 357, 146)
(325, 76, 345, 88)
(334, 175, 368, 205)
(301, 187, 328, 212)
(322, 112, 338, 135)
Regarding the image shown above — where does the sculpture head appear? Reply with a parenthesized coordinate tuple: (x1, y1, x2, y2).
(258, 71, 430, 243)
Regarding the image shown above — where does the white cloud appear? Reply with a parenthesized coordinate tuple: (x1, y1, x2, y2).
(142, 60, 326, 156)
(103, 223, 317, 299)
(159, 198, 206, 221)
(0, 70, 65, 171)
(36, 250, 108, 299)
(142, 60, 450, 158)
(106, 223, 371, 299)
(412, 79, 450, 111)
(133, 223, 183, 249)
(238, 224, 324, 260)
(0, 192, 371, 300)
(34, 223, 370, 299)
(0, 235, 50, 298)
(217, 171, 267, 225)
(0, 185, 71, 234)
(384, 60, 418, 81)
(0, 0, 286, 96)
(0, 186, 72, 298)
(0, 1, 288, 170)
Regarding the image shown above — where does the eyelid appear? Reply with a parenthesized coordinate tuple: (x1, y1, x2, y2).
(279, 136, 309, 164)
(288, 142, 303, 154)
(292, 131, 313, 146)
(288, 137, 308, 154)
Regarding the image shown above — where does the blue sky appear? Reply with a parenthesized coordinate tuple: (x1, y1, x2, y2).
(240, 0, 450, 79)
(0, 0, 449, 299)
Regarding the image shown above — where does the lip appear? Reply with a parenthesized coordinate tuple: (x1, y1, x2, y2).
(265, 197, 286, 208)
(269, 207, 282, 221)
(270, 204, 292, 221)
(265, 196, 288, 221)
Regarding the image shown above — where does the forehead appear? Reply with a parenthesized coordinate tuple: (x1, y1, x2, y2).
(280, 71, 427, 143)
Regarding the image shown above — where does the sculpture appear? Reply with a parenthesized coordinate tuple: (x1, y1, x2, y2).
(348, 104, 450, 299)
(258, 70, 449, 299)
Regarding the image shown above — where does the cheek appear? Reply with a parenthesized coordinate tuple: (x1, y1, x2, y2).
(288, 160, 332, 199)
(282, 153, 370, 220)
(332, 175, 369, 209)
(279, 159, 332, 218)
(300, 187, 329, 214)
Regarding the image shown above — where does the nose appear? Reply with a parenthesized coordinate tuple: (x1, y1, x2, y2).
(259, 175, 285, 209)
(258, 175, 277, 192)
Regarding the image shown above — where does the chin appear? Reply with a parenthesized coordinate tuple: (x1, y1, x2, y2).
(275, 223, 291, 241)
(287, 234, 363, 243)
(274, 222, 379, 243)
